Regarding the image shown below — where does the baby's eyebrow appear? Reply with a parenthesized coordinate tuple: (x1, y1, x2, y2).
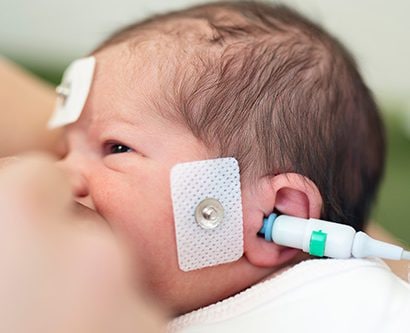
(96, 120, 143, 141)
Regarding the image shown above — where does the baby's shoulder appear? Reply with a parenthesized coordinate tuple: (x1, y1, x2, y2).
(282, 258, 410, 306)
(169, 259, 410, 333)
(257, 258, 410, 332)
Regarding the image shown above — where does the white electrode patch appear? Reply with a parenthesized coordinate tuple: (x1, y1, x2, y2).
(170, 158, 243, 271)
(47, 56, 96, 129)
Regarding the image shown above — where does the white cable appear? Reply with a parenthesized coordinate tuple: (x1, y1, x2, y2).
(401, 250, 410, 260)
(352, 231, 405, 260)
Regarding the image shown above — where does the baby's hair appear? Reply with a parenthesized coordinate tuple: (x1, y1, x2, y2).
(93, 1, 385, 231)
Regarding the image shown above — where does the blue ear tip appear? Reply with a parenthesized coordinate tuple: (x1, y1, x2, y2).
(259, 213, 277, 242)
(260, 221, 267, 235)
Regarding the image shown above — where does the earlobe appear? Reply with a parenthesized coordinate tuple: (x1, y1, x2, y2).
(243, 173, 323, 268)
(244, 234, 301, 267)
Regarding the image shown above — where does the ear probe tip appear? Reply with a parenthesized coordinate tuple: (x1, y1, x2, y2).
(260, 213, 276, 242)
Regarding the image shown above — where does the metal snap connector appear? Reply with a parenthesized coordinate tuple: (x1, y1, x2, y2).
(195, 198, 224, 230)
(56, 81, 71, 105)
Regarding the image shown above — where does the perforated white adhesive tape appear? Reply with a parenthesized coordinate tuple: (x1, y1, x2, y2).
(47, 56, 96, 129)
(170, 158, 243, 271)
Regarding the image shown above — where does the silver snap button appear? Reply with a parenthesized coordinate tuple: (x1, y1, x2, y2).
(195, 198, 224, 230)
(56, 81, 71, 105)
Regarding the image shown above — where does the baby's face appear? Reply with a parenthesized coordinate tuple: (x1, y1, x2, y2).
(59, 45, 214, 311)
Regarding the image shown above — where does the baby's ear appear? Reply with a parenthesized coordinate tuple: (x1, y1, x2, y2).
(242, 173, 322, 267)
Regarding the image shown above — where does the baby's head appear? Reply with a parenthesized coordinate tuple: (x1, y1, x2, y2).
(59, 2, 385, 315)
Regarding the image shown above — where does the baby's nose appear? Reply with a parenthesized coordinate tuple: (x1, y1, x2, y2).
(55, 157, 90, 199)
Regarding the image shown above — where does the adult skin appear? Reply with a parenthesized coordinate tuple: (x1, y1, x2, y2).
(0, 57, 64, 157)
(0, 57, 408, 282)
(0, 155, 165, 333)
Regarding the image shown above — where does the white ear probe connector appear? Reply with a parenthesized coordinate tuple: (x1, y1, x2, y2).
(259, 214, 410, 260)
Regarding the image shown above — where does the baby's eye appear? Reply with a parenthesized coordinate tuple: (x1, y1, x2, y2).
(105, 142, 134, 155)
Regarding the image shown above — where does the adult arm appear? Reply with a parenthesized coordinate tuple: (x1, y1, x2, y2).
(0, 57, 64, 157)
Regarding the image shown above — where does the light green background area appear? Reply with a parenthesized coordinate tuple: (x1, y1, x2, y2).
(374, 114, 410, 245)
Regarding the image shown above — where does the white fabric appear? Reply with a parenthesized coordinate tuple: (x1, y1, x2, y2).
(170, 158, 243, 271)
(169, 258, 410, 333)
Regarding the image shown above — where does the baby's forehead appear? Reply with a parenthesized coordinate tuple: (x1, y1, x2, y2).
(92, 34, 202, 110)
(79, 44, 180, 128)
(96, 38, 183, 88)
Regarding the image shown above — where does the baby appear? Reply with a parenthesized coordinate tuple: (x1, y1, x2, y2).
(55, 1, 409, 331)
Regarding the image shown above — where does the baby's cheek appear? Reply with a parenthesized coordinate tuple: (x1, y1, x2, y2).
(89, 166, 179, 275)
(88, 175, 127, 220)
(90, 174, 172, 244)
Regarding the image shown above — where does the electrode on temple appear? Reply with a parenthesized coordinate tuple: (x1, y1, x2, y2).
(48, 57, 96, 129)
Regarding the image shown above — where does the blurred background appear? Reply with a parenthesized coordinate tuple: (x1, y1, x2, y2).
(1, 0, 409, 243)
